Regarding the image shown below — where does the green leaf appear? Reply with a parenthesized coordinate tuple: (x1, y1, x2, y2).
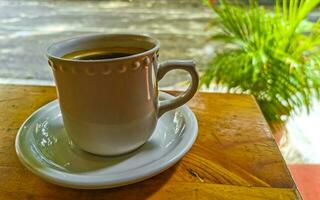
(202, 0, 320, 123)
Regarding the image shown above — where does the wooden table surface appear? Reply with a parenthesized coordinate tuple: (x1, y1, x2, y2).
(0, 85, 301, 200)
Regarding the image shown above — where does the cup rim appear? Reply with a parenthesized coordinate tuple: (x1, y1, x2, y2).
(46, 33, 160, 63)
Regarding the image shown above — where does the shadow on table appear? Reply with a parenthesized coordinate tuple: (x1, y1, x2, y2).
(95, 164, 178, 199)
(43, 163, 178, 199)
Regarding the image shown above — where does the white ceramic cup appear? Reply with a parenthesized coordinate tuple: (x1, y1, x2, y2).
(47, 34, 199, 156)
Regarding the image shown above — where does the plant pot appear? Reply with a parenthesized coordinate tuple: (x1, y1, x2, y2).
(269, 120, 287, 145)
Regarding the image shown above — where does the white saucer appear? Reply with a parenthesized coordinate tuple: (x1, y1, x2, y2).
(15, 92, 198, 189)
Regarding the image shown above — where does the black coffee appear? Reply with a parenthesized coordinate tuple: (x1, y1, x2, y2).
(76, 52, 133, 60)
(63, 47, 145, 60)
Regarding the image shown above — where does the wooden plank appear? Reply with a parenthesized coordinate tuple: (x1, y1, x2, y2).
(0, 180, 301, 200)
(0, 85, 300, 199)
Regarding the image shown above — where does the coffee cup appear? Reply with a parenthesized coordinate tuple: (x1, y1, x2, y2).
(47, 34, 199, 156)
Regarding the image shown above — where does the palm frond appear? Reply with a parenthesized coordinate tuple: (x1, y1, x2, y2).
(202, 0, 320, 122)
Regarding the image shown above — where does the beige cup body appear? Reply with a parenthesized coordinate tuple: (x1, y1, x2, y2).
(57, 61, 159, 155)
(47, 34, 199, 156)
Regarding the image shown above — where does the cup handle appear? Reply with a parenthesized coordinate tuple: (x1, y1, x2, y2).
(157, 60, 199, 117)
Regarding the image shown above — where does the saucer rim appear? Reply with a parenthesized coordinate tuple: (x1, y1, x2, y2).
(15, 92, 198, 189)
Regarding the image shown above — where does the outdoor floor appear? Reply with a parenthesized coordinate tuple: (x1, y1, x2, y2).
(0, 0, 212, 86)
(0, 0, 319, 164)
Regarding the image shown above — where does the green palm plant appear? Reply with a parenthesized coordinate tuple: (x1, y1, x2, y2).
(202, 0, 320, 125)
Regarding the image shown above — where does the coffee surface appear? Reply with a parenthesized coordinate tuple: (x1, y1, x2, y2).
(62, 47, 146, 60)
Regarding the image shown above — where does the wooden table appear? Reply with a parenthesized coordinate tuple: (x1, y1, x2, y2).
(0, 85, 301, 200)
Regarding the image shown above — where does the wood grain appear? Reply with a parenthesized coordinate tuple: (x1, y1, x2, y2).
(0, 85, 301, 199)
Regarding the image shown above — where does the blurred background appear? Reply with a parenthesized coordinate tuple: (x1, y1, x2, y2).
(0, 0, 212, 86)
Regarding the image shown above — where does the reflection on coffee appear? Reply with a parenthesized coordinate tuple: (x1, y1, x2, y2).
(62, 47, 146, 60)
